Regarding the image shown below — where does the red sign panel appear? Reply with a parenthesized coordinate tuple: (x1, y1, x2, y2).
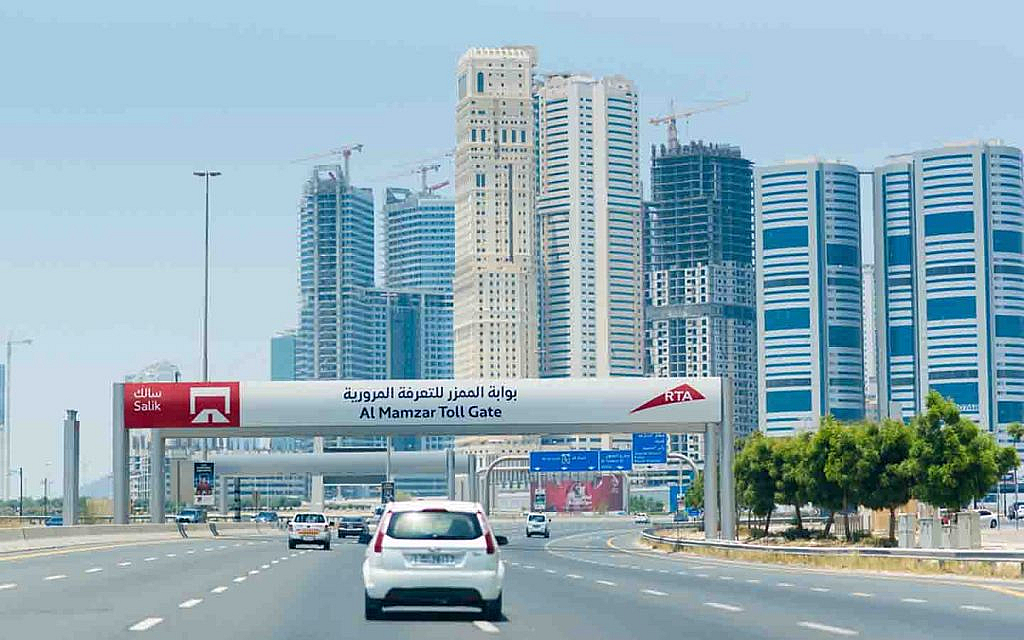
(630, 383, 706, 414)
(124, 382, 240, 429)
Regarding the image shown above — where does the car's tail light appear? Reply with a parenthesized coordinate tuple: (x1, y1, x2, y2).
(485, 531, 496, 555)
(372, 514, 389, 553)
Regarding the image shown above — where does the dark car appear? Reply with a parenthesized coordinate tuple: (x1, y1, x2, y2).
(337, 515, 367, 538)
(44, 515, 63, 527)
(252, 511, 279, 523)
(175, 508, 207, 523)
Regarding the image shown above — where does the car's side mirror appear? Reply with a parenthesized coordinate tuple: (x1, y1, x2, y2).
(495, 535, 509, 546)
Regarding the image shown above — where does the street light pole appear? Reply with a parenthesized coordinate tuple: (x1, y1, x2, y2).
(3, 337, 32, 500)
(192, 171, 220, 462)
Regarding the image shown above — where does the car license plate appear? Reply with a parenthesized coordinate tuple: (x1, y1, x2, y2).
(412, 553, 456, 566)
(302, 536, 315, 541)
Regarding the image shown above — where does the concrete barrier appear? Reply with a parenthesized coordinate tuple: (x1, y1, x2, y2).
(641, 528, 1024, 579)
(0, 523, 182, 555)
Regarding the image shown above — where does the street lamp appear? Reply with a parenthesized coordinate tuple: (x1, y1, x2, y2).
(9, 467, 23, 517)
(3, 336, 32, 500)
(192, 170, 221, 462)
(41, 461, 52, 516)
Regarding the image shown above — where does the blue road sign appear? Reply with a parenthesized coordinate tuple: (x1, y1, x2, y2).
(598, 450, 633, 471)
(632, 433, 668, 464)
(529, 450, 600, 472)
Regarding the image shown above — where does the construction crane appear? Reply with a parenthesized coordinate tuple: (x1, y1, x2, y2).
(291, 143, 364, 185)
(425, 180, 450, 194)
(649, 95, 748, 153)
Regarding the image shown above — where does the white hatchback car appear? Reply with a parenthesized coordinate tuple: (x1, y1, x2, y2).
(525, 512, 550, 538)
(362, 500, 507, 620)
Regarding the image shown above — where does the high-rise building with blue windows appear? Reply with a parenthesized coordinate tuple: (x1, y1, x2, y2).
(270, 330, 297, 381)
(755, 160, 865, 435)
(874, 141, 1024, 453)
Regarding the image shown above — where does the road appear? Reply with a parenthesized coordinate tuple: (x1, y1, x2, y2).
(1, 519, 1023, 638)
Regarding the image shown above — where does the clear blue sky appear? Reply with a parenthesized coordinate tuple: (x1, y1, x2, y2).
(1, 0, 1021, 494)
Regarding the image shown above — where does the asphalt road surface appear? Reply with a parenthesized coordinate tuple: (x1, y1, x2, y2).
(2, 519, 1023, 639)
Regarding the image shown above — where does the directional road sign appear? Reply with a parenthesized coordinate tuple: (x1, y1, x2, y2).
(529, 450, 600, 472)
(598, 450, 633, 471)
(632, 433, 668, 464)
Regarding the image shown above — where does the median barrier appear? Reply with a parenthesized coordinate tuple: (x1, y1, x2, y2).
(0, 523, 182, 554)
(210, 521, 266, 536)
(641, 528, 1024, 579)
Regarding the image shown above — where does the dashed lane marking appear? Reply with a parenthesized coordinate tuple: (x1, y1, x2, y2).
(211, 586, 228, 594)
(523, 565, 535, 569)
(129, 617, 163, 631)
(797, 621, 858, 636)
(44, 574, 66, 581)
(0, 583, 16, 590)
(85, 567, 103, 574)
(261, 564, 270, 569)
(179, 599, 203, 609)
(596, 580, 617, 586)
(144, 557, 157, 562)
(545, 569, 557, 574)
(719, 576, 734, 581)
(165, 553, 176, 558)
(746, 579, 761, 584)
(696, 573, 709, 578)
(248, 570, 260, 575)
(566, 574, 583, 579)
(473, 620, 500, 633)
(850, 592, 873, 598)
(901, 598, 927, 603)
(641, 589, 668, 596)
(677, 571, 689, 576)
(777, 582, 794, 587)
(118, 562, 132, 567)
(233, 577, 247, 583)
(960, 605, 994, 612)
(703, 602, 743, 612)
(810, 587, 830, 592)
(186, 550, 195, 554)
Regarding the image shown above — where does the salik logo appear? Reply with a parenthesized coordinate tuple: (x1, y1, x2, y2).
(630, 383, 706, 414)
(190, 386, 233, 424)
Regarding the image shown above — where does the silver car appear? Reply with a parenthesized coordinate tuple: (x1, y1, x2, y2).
(288, 512, 331, 550)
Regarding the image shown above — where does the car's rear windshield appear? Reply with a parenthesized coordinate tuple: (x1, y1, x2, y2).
(386, 511, 482, 540)
(258, 512, 275, 517)
(293, 513, 325, 523)
(341, 517, 363, 523)
(528, 515, 545, 522)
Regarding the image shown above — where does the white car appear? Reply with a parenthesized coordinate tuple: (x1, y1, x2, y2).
(975, 509, 999, 529)
(633, 512, 650, 525)
(525, 512, 550, 538)
(362, 500, 507, 620)
(288, 512, 331, 550)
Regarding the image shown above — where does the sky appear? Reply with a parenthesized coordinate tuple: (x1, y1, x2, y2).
(1, 0, 1022, 494)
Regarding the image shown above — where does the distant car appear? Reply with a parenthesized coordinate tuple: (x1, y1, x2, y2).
(1007, 502, 1024, 519)
(633, 512, 650, 525)
(1016, 505, 1024, 521)
(338, 516, 367, 538)
(44, 515, 63, 527)
(975, 509, 999, 528)
(362, 500, 507, 620)
(525, 512, 550, 538)
(252, 511, 279, 523)
(288, 512, 331, 550)
(175, 508, 207, 523)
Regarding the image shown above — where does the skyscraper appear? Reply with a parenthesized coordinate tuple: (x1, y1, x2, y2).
(862, 263, 879, 420)
(270, 330, 297, 381)
(645, 142, 756, 438)
(535, 73, 643, 377)
(874, 141, 1024, 452)
(295, 165, 384, 381)
(454, 46, 539, 379)
(755, 160, 865, 435)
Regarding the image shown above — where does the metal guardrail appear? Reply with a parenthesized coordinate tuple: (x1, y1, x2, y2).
(641, 528, 1024, 562)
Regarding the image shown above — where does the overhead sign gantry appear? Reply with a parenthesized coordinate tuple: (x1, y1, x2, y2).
(112, 377, 736, 539)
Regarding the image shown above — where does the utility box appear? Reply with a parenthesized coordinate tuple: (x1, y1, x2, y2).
(897, 512, 917, 548)
(917, 517, 943, 548)
(953, 511, 981, 549)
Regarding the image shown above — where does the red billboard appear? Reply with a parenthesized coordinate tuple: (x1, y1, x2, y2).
(124, 382, 240, 429)
(530, 476, 624, 513)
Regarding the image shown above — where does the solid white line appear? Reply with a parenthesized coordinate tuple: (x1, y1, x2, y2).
(596, 580, 617, 586)
(233, 577, 247, 583)
(797, 621, 858, 636)
(960, 605, 994, 612)
(810, 587, 830, 592)
(704, 602, 743, 612)
(178, 598, 202, 609)
(746, 579, 761, 584)
(118, 561, 132, 566)
(641, 589, 668, 596)
(473, 620, 500, 633)
(44, 574, 66, 581)
(777, 582, 794, 587)
(129, 617, 163, 631)
(850, 592, 873, 598)
(85, 567, 103, 574)
(0, 583, 17, 590)
(901, 598, 927, 603)
(211, 586, 228, 594)
(144, 557, 157, 562)
(566, 574, 583, 579)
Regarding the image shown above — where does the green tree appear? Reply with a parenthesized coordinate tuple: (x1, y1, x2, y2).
(685, 472, 704, 509)
(735, 432, 777, 536)
(860, 419, 915, 543)
(803, 416, 846, 538)
(772, 434, 811, 531)
(908, 392, 1019, 511)
(823, 421, 877, 542)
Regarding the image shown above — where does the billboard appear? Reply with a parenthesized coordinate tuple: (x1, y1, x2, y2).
(530, 476, 624, 513)
(121, 378, 721, 433)
(193, 462, 214, 506)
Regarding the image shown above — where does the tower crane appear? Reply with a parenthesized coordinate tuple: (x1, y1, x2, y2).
(291, 143, 364, 185)
(649, 95, 748, 153)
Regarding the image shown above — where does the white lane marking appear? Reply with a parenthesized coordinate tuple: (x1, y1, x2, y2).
(810, 587, 830, 592)
(644, 568, 654, 572)
(233, 577, 247, 583)
(630, 565, 640, 569)
(692, 565, 712, 569)
(901, 598, 927, 603)
(473, 620, 500, 634)
(545, 569, 557, 574)
(704, 602, 743, 612)
(0, 583, 17, 590)
(677, 571, 689, 575)
(261, 564, 270, 569)
(719, 576, 734, 581)
(218, 545, 227, 549)
(696, 573, 709, 578)
(508, 561, 519, 566)
(746, 579, 761, 584)
(129, 617, 163, 631)
(186, 550, 195, 554)
(523, 565, 535, 569)
(246, 542, 255, 546)
(270, 560, 279, 565)
(777, 582, 794, 587)
(596, 580, 617, 586)
(797, 621, 858, 636)
(641, 589, 668, 596)
(118, 561, 132, 566)
(178, 598, 203, 609)
(234, 543, 242, 547)
(850, 592, 873, 598)
(44, 574, 67, 581)
(248, 570, 260, 575)
(658, 569, 670, 574)
(566, 574, 583, 579)
(280, 556, 289, 560)
(204, 547, 213, 552)
(144, 557, 157, 562)
(85, 567, 103, 574)
(165, 553, 176, 558)
(960, 605, 994, 612)
(211, 586, 228, 594)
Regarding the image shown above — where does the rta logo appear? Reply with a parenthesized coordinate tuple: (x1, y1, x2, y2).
(190, 386, 233, 424)
(630, 383, 706, 414)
